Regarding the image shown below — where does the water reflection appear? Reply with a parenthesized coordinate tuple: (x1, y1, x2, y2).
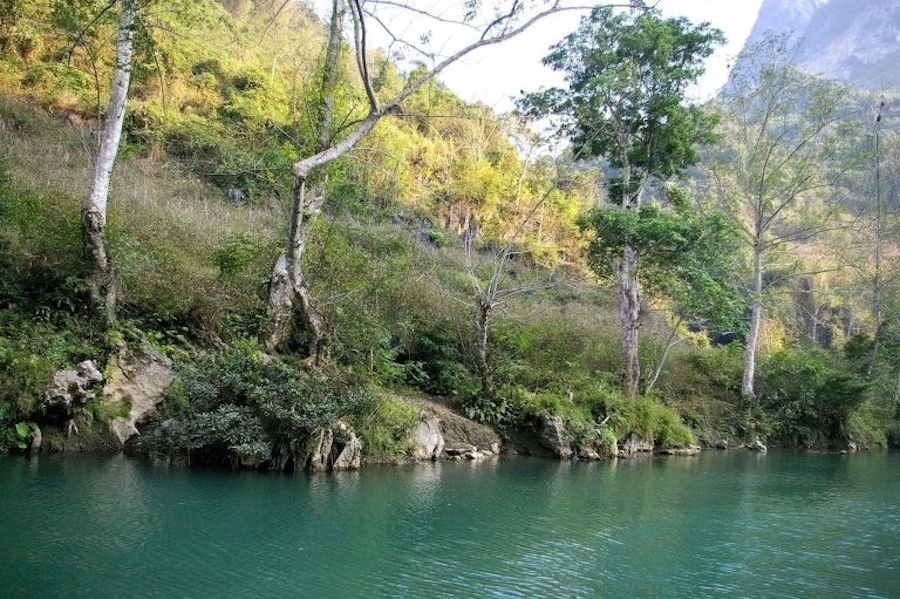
(1, 452, 898, 599)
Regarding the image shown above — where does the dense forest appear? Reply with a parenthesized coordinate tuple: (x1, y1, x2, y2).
(1, 0, 898, 467)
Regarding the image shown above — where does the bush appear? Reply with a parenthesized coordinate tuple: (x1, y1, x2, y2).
(610, 396, 695, 448)
(757, 349, 870, 448)
(146, 346, 373, 467)
(352, 395, 418, 461)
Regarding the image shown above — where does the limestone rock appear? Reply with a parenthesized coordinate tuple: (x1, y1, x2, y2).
(410, 415, 445, 460)
(578, 447, 602, 460)
(540, 414, 573, 459)
(745, 439, 768, 452)
(304, 427, 334, 472)
(40, 360, 104, 423)
(621, 433, 654, 455)
(332, 433, 363, 470)
(714, 439, 729, 450)
(104, 344, 177, 445)
(657, 446, 701, 456)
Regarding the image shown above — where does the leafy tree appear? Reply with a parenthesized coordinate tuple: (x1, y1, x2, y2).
(519, 4, 724, 396)
(578, 189, 742, 393)
(707, 32, 850, 402)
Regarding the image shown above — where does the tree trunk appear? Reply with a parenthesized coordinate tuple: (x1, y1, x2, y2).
(615, 245, 641, 398)
(264, 176, 329, 368)
(742, 245, 764, 402)
(82, 0, 136, 327)
(475, 301, 495, 399)
(263, 0, 345, 365)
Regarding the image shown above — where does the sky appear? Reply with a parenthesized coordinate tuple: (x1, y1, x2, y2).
(438, 0, 766, 110)
(312, 0, 766, 111)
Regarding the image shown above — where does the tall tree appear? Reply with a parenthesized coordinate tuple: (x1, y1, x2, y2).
(708, 33, 848, 402)
(518, 4, 723, 396)
(263, 0, 642, 369)
(82, 0, 138, 326)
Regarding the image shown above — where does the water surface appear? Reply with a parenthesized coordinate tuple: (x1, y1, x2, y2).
(1, 451, 897, 598)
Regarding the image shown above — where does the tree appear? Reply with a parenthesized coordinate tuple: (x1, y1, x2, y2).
(518, 4, 723, 396)
(82, 0, 139, 326)
(263, 0, 644, 369)
(708, 33, 849, 402)
(578, 189, 742, 394)
(463, 153, 569, 400)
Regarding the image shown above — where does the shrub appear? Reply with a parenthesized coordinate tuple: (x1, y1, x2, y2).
(610, 396, 695, 448)
(352, 395, 418, 460)
(147, 346, 372, 467)
(757, 349, 870, 448)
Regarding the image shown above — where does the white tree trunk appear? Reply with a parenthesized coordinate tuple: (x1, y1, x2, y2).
(82, 0, 136, 326)
(742, 245, 764, 402)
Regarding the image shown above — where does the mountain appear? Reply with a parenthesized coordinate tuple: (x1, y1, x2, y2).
(745, 0, 900, 89)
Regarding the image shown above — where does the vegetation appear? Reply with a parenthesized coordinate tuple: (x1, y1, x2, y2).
(0, 0, 897, 460)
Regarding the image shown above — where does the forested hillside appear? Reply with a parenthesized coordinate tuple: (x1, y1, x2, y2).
(1, 0, 897, 465)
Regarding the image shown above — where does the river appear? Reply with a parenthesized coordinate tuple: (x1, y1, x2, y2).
(1, 451, 897, 598)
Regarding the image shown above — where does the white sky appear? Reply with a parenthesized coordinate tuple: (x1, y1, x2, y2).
(313, 1, 765, 110)
(438, 0, 765, 110)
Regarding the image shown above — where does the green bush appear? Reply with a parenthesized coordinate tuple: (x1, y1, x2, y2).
(146, 346, 372, 467)
(611, 396, 695, 448)
(352, 395, 418, 460)
(757, 349, 870, 448)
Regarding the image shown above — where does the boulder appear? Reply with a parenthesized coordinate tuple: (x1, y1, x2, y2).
(103, 344, 177, 445)
(621, 433, 654, 455)
(304, 427, 334, 472)
(578, 447, 602, 460)
(745, 439, 768, 452)
(714, 439, 729, 450)
(540, 414, 573, 459)
(657, 446, 701, 456)
(332, 433, 363, 470)
(40, 360, 104, 423)
(410, 414, 445, 460)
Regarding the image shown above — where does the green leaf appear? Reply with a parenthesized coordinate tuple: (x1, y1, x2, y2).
(15, 421, 29, 438)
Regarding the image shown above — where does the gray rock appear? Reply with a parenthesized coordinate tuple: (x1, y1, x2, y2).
(714, 439, 729, 450)
(104, 344, 177, 445)
(578, 447, 602, 460)
(657, 446, 701, 456)
(745, 439, 768, 452)
(444, 444, 477, 457)
(332, 433, 362, 470)
(540, 414, 573, 459)
(410, 415, 445, 460)
(304, 427, 334, 472)
(40, 360, 105, 423)
(621, 433, 654, 455)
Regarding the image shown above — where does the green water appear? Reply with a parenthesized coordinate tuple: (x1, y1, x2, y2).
(1, 451, 897, 598)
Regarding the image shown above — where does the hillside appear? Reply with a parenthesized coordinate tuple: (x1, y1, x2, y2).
(0, 1, 897, 465)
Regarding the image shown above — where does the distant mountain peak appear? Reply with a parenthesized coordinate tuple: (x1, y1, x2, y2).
(744, 0, 900, 90)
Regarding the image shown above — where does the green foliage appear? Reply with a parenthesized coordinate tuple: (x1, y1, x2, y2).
(147, 346, 372, 466)
(610, 396, 695, 448)
(0, 309, 98, 419)
(353, 396, 418, 460)
(519, 5, 724, 191)
(579, 196, 744, 332)
(757, 349, 871, 448)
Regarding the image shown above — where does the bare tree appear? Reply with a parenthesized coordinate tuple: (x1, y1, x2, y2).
(263, 0, 639, 368)
(710, 33, 849, 402)
(463, 158, 564, 399)
(82, 0, 138, 326)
